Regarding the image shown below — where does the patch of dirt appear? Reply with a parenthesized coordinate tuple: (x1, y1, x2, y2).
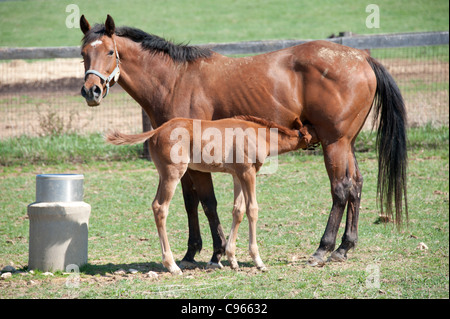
(0, 58, 83, 86)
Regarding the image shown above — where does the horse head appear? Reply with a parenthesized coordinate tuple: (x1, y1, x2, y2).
(80, 15, 120, 106)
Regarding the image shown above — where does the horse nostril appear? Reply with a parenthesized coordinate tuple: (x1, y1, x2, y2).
(81, 86, 88, 98)
(93, 85, 102, 98)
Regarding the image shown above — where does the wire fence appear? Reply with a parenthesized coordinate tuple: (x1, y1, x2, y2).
(0, 32, 448, 139)
(369, 44, 448, 128)
(0, 58, 140, 138)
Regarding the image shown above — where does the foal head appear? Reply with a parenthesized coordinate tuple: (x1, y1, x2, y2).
(80, 15, 120, 106)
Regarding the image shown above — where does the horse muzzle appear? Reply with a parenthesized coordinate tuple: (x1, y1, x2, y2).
(81, 84, 103, 106)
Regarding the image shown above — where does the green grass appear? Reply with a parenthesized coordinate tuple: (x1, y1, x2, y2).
(0, 0, 448, 47)
(0, 133, 142, 166)
(1, 126, 448, 166)
(0, 126, 448, 299)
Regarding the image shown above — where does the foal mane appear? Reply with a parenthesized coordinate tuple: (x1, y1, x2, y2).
(233, 115, 298, 137)
(82, 24, 212, 63)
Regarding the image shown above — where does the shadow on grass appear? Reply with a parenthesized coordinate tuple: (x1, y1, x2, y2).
(81, 261, 166, 275)
(80, 259, 257, 275)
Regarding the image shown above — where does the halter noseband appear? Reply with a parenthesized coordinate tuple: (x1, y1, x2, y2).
(84, 37, 120, 99)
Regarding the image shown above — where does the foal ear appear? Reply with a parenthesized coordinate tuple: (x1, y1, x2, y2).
(105, 14, 116, 37)
(293, 117, 303, 129)
(80, 15, 91, 35)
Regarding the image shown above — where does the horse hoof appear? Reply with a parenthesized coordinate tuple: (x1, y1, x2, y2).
(206, 261, 223, 270)
(179, 259, 200, 269)
(306, 256, 326, 267)
(327, 252, 347, 263)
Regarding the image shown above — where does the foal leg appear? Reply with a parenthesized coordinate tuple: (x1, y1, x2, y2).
(307, 140, 352, 267)
(226, 176, 246, 270)
(152, 166, 187, 275)
(239, 169, 267, 271)
(329, 150, 363, 262)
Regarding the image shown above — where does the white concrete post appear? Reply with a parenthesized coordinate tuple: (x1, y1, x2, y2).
(27, 174, 91, 272)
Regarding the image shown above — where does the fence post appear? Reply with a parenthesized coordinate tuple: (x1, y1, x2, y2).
(142, 109, 152, 161)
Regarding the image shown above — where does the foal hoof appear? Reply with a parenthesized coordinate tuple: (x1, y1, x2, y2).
(306, 255, 326, 267)
(228, 259, 240, 270)
(179, 259, 200, 270)
(257, 265, 268, 272)
(206, 261, 223, 270)
(167, 265, 183, 275)
(171, 268, 183, 276)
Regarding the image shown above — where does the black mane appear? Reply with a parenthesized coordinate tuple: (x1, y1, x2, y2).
(82, 24, 212, 63)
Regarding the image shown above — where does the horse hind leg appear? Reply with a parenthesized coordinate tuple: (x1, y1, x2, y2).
(329, 151, 363, 262)
(307, 140, 352, 267)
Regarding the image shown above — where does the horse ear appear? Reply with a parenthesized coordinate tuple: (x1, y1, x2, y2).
(105, 14, 116, 36)
(80, 15, 91, 35)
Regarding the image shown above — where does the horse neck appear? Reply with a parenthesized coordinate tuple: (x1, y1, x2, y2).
(115, 37, 179, 123)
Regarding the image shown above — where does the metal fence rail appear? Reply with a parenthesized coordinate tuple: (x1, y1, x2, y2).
(0, 31, 448, 138)
(1, 31, 448, 59)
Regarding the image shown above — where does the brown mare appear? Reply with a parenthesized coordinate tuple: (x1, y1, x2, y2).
(80, 15, 407, 269)
(106, 116, 315, 274)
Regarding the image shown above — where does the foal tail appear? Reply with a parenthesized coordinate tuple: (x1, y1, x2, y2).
(106, 130, 156, 145)
(367, 56, 408, 226)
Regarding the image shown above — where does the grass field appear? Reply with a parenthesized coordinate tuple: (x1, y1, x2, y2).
(0, 127, 448, 299)
(0, 0, 448, 47)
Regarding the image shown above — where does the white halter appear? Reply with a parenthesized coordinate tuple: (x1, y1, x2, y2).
(84, 37, 120, 98)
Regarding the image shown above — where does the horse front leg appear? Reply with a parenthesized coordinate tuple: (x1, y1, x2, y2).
(179, 173, 202, 269)
(188, 170, 227, 269)
(307, 140, 352, 267)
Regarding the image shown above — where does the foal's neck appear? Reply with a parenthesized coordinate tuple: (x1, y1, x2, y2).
(275, 133, 303, 155)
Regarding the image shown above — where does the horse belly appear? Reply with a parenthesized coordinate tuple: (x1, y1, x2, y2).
(188, 162, 228, 174)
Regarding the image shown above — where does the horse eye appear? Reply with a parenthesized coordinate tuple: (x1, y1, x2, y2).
(108, 50, 114, 56)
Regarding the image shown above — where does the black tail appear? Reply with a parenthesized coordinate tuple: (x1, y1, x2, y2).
(367, 56, 408, 225)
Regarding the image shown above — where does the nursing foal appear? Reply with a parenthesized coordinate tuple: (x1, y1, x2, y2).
(106, 116, 316, 274)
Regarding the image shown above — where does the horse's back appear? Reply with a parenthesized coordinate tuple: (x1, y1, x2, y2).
(190, 40, 377, 142)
